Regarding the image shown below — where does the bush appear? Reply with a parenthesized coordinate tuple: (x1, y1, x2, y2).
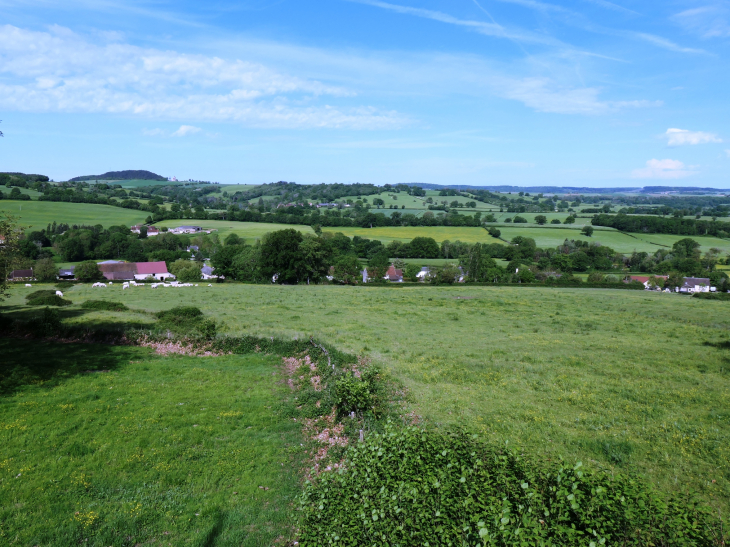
(693, 292, 730, 300)
(154, 306, 216, 339)
(32, 307, 62, 337)
(513, 216, 528, 223)
(587, 271, 605, 283)
(551, 218, 562, 224)
(26, 290, 71, 307)
(299, 425, 725, 546)
(488, 227, 501, 238)
(81, 300, 129, 311)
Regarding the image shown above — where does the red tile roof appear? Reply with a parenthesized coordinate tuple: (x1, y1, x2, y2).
(136, 261, 168, 275)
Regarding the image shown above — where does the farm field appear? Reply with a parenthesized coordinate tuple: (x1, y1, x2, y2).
(322, 225, 491, 244)
(0, 200, 147, 230)
(0, 338, 302, 546)
(340, 189, 501, 211)
(153, 220, 314, 241)
(497, 225, 730, 253)
(4, 283, 729, 511)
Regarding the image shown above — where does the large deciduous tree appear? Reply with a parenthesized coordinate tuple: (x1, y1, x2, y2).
(0, 214, 21, 299)
(259, 229, 305, 284)
(75, 260, 104, 282)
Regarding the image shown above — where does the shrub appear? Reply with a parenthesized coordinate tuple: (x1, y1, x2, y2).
(587, 271, 605, 283)
(81, 300, 129, 312)
(513, 216, 528, 223)
(299, 425, 725, 546)
(551, 218, 562, 224)
(31, 307, 62, 337)
(26, 290, 71, 307)
(154, 306, 216, 339)
(488, 227, 501, 238)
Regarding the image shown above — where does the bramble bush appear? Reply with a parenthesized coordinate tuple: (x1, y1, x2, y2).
(298, 424, 726, 546)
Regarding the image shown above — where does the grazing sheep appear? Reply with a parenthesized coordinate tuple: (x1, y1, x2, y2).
(55, 291, 63, 297)
(25, 284, 32, 287)
(92, 282, 106, 288)
(208, 284, 212, 287)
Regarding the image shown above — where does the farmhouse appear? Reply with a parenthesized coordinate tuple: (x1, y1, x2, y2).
(96, 261, 173, 281)
(169, 225, 202, 234)
(58, 267, 75, 280)
(201, 266, 217, 280)
(679, 277, 713, 293)
(385, 265, 403, 282)
(9, 269, 34, 280)
(130, 225, 159, 236)
(135, 261, 173, 281)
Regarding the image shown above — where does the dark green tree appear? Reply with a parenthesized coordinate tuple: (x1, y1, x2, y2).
(333, 255, 362, 284)
(581, 225, 594, 237)
(75, 260, 104, 282)
(534, 215, 547, 225)
(259, 229, 305, 284)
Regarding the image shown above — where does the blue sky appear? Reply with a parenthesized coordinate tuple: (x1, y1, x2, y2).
(0, 0, 728, 187)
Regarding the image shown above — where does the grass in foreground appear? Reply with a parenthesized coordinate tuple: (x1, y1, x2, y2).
(0, 338, 302, 546)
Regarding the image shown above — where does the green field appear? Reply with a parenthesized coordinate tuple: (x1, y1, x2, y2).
(83, 179, 182, 188)
(3, 283, 729, 513)
(0, 338, 302, 546)
(322, 225, 491, 244)
(0, 201, 147, 230)
(153, 220, 314, 242)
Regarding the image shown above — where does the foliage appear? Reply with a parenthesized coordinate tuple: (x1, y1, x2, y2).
(333, 255, 363, 285)
(154, 306, 217, 339)
(0, 214, 21, 299)
(299, 425, 726, 546)
(34, 257, 58, 281)
(592, 213, 730, 237)
(80, 300, 129, 311)
(168, 258, 202, 282)
(581, 225, 594, 237)
(259, 228, 305, 284)
(74, 260, 105, 282)
(25, 289, 72, 307)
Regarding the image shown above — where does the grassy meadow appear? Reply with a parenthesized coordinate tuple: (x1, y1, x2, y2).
(0, 201, 147, 230)
(3, 283, 729, 514)
(153, 220, 314, 242)
(0, 337, 303, 546)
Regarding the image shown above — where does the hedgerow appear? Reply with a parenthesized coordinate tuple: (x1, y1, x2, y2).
(80, 299, 129, 311)
(298, 424, 726, 546)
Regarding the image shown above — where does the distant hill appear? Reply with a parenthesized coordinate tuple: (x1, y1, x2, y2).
(0, 172, 49, 183)
(70, 170, 166, 182)
(402, 183, 728, 195)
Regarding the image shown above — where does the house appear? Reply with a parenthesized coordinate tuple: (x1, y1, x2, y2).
(170, 225, 202, 234)
(98, 262, 136, 281)
(9, 269, 33, 280)
(130, 225, 158, 236)
(58, 267, 75, 280)
(187, 245, 200, 253)
(135, 261, 174, 281)
(385, 265, 403, 282)
(679, 277, 714, 293)
(629, 275, 668, 290)
(201, 266, 217, 280)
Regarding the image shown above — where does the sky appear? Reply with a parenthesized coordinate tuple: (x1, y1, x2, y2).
(0, 0, 728, 187)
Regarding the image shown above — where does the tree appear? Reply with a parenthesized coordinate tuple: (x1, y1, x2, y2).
(139, 226, 148, 239)
(513, 216, 528, 223)
(407, 237, 440, 258)
(75, 260, 104, 282)
(534, 215, 547, 225)
(169, 259, 202, 282)
(333, 255, 362, 284)
(0, 214, 21, 299)
(551, 219, 561, 224)
(581, 225, 594, 237)
(664, 271, 684, 291)
(259, 229, 305, 284)
(564, 216, 576, 224)
(299, 235, 329, 283)
(211, 244, 245, 279)
(34, 258, 58, 281)
(368, 250, 390, 281)
(224, 233, 242, 246)
(404, 263, 420, 282)
(488, 227, 501, 238)
(430, 264, 460, 285)
(672, 238, 700, 258)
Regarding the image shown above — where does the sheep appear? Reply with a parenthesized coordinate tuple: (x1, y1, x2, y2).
(25, 284, 32, 287)
(208, 284, 212, 287)
(55, 291, 63, 297)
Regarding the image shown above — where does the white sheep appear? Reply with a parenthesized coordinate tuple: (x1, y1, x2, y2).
(55, 291, 63, 297)
(208, 284, 212, 287)
(25, 284, 32, 287)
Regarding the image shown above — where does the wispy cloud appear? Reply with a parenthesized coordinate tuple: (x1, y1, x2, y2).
(665, 128, 722, 146)
(0, 25, 406, 130)
(348, 0, 560, 45)
(172, 125, 202, 137)
(631, 158, 696, 179)
(672, 5, 730, 39)
(578, 0, 639, 16)
(629, 32, 707, 54)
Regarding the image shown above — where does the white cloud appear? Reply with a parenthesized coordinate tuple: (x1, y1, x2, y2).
(0, 25, 406, 130)
(631, 159, 696, 179)
(629, 32, 706, 54)
(672, 6, 730, 39)
(665, 128, 722, 146)
(172, 125, 201, 137)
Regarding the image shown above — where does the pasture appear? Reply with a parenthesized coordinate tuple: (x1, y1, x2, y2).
(4, 282, 729, 512)
(0, 201, 147, 230)
(83, 179, 182, 188)
(0, 338, 302, 546)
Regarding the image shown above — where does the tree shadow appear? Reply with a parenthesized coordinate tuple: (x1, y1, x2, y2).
(0, 337, 146, 397)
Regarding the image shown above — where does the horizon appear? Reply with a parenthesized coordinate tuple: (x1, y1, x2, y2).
(0, 1, 728, 187)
